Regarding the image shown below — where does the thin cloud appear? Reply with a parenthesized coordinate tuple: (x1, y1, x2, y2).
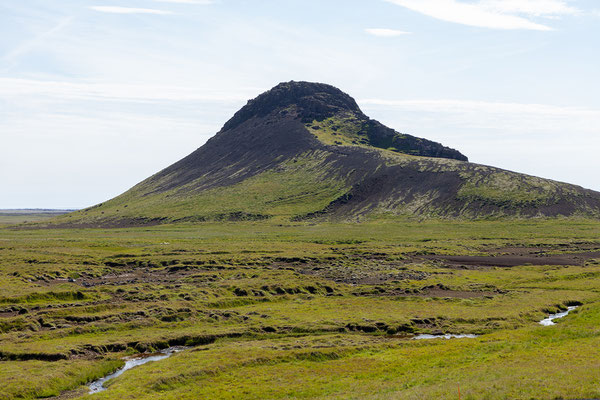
(89, 6, 173, 15)
(359, 98, 600, 118)
(479, 0, 580, 16)
(1, 16, 73, 72)
(365, 28, 411, 37)
(358, 98, 600, 137)
(0, 78, 253, 103)
(153, 0, 214, 3)
(383, 0, 580, 30)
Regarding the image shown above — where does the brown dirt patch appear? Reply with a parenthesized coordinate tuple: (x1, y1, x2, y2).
(420, 251, 600, 268)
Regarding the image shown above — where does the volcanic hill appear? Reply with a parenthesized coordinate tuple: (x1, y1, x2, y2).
(56, 81, 600, 226)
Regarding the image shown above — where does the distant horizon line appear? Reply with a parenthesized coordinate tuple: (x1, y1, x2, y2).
(0, 208, 79, 213)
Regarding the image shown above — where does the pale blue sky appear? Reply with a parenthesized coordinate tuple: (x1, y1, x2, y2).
(2, 0, 599, 208)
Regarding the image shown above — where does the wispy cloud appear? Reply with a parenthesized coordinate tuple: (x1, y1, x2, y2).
(365, 28, 411, 37)
(89, 6, 173, 15)
(153, 0, 214, 3)
(359, 98, 600, 119)
(1, 17, 73, 72)
(479, 0, 580, 16)
(384, 0, 580, 30)
(358, 97, 600, 136)
(0, 78, 253, 103)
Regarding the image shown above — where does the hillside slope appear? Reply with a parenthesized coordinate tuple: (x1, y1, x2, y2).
(53, 81, 600, 226)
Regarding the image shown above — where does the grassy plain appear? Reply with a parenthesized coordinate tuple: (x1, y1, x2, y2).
(1, 217, 599, 399)
(0, 211, 73, 227)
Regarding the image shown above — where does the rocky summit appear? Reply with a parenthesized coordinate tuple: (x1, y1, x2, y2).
(53, 81, 600, 227)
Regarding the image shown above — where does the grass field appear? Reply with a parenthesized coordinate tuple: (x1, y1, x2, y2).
(0, 210, 74, 227)
(1, 217, 599, 399)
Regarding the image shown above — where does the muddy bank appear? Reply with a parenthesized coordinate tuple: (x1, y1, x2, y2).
(421, 251, 600, 268)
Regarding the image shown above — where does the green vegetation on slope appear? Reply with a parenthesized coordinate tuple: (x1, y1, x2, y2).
(44, 147, 600, 228)
(307, 113, 368, 147)
(52, 153, 350, 225)
(457, 171, 561, 207)
(306, 113, 422, 156)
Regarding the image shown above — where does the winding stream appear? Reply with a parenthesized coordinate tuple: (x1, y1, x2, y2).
(539, 306, 578, 326)
(89, 346, 186, 394)
(87, 307, 578, 393)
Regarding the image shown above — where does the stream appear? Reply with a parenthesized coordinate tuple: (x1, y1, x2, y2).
(413, 305, 580, 340)
(413, 334, 478, 340)
(87, 307, 578, 393)
(539, 306, 578, 326)
(89, 346, 186, 394)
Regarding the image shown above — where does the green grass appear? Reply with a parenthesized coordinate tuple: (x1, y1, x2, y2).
(0, 358, 121, 399)
(456, 171, 562, 208)
(1, 217, 600, 398)
(306, 113, 367, 147)
(85, 305, 600, 400)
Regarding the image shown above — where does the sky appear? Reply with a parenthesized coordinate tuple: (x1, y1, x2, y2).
(2, 0, 600, 209)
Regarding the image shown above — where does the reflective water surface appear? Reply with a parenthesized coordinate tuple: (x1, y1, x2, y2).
(539, 306, 578, 326)
(89, 346, 186, 394)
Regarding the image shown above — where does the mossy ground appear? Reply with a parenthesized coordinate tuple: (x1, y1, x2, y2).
(48, 153, 351, 226)
(1, 217, 599, 399)
(307, 113, 368, 148)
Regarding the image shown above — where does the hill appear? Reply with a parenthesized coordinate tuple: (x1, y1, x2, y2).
(52, 81, 600, 227)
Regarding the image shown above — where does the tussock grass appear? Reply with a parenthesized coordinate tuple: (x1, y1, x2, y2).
(1, 218, 600, 398)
